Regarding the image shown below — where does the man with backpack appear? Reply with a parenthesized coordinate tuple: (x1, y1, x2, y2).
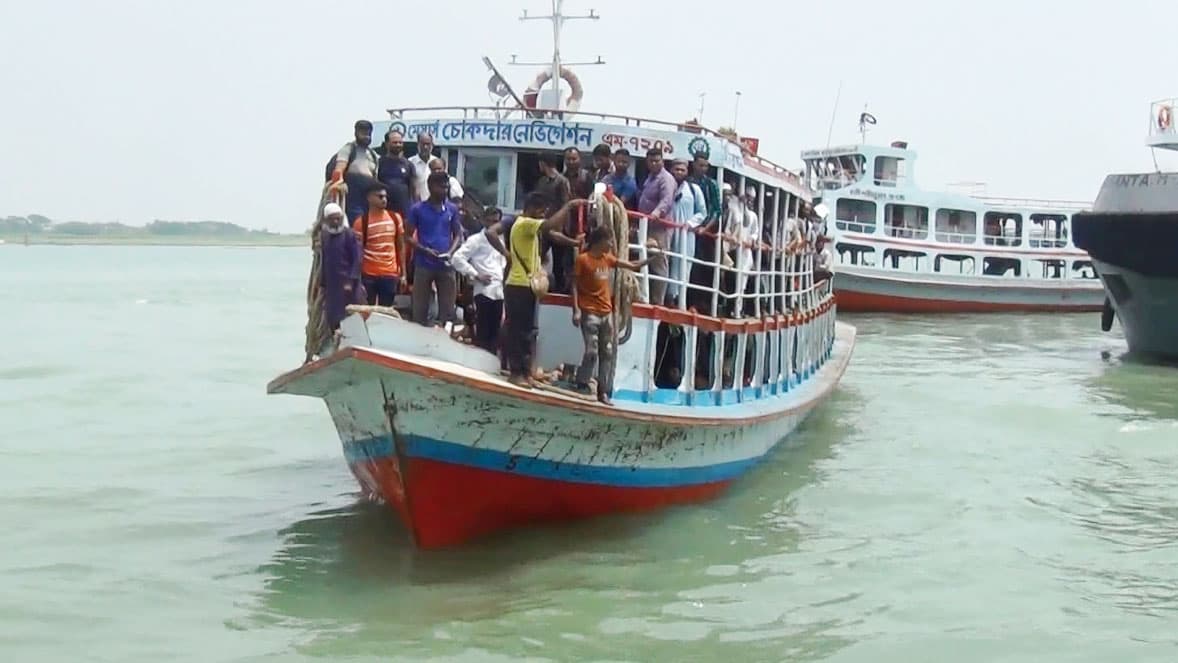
(327, 120, 380, 225)
(352, 181, 405, 308)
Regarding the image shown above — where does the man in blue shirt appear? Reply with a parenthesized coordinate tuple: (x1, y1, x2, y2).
(605, 149, 638, 210)
(406, 171, 464, 327)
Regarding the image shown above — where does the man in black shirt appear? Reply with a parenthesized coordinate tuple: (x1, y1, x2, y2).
(563, 147, 594, 200)
(376, 129, 415, 219)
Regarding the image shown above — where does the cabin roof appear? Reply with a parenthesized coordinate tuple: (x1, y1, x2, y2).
(382, 105, 811, 197)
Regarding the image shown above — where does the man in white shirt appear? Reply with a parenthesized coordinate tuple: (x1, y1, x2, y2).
(450, 206, 507, 353)
(428, 157, 465, 203)
(815, 235, 834, 284)
(728, 188, 761, 317)
(409, 132, 436, 202)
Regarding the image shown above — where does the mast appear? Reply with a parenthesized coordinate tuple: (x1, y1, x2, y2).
(512, 0, 603, 111)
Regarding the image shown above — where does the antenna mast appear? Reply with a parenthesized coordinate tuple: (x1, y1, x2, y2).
(510, 1, 603, 112)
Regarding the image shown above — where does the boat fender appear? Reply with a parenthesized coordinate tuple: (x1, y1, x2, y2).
(1100, 297, 1115, 333)
(1159, 105, 1173, 131)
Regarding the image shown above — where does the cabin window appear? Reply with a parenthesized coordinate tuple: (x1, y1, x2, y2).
(873, 156, 906, 187)
(883, 248, 927, 271)
(460, 150, 517, 211)
(514, 152, 542, 208)
(935, 254, 976, 274)
(1034, 259, 1066, 279)
(1029, 213, 1069, 248)
(982, 256, 1021, 277)
(1071, 260, 1097, 279)
(835, 198, 876, 233)
(835, 242, 875, 266)
(935, 209, 977, 243)
(884, 204, 929, 239)
(654, 322, 685, 390)
(813, 155, 865, 189)
(983, 212, 1023, 247)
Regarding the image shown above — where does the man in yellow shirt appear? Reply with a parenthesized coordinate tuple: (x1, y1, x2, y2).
(486, 192, 585, 388)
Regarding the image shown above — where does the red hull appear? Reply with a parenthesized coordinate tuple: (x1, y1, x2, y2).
(836, 289, 1102, 313)
(348, 456, 731, 548)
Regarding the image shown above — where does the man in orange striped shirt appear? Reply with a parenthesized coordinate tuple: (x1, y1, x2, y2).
(352, 181, 406, 307)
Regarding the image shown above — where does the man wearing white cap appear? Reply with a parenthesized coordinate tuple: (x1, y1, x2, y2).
(319, 202, 362, 334)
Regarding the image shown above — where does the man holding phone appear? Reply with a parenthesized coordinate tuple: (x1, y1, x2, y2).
(406, 171, 464, 327)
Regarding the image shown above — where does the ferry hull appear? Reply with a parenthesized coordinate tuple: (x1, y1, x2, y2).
(1089, 260, 1178, 360)
(833, 269, 1104, 313)
(269, 321, 856, 548)
(1073, 205, 1178, 360)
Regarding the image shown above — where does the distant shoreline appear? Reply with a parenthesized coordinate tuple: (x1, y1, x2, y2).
(0, 234, 308, 247)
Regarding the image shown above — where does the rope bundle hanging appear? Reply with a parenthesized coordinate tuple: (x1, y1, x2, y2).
(303, 185, 341, 364)
(591, 190, 639, 346)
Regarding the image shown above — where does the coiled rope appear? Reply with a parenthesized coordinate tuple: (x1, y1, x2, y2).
(591, 190, 638, 346)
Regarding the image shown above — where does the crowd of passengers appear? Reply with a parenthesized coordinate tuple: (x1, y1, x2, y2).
(318, 119, 833, 404)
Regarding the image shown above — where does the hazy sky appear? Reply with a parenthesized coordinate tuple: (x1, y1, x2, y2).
(3, 0, 1176, 232)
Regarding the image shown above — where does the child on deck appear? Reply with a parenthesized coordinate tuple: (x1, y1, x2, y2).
(571, 226, 653, 405)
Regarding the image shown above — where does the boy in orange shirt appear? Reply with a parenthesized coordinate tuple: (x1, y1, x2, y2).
(571, 226, 652, 405)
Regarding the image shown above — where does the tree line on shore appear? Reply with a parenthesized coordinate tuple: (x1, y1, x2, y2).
(0, 215, 295, 237)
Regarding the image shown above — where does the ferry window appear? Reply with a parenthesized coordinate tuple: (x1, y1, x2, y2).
(1034, 259, 1066, 279)
(461, 151, 516, 211)
(934, 209, 977, 243)
(514, 152, 540, 209)
(835, 242, 875, 266)
(983, 212, 1023, 247)
(873, 156, 906, 187)
(883, 248, 927, 271)
(884, 203, 929, 239)
(1029, 213, 1068, 248)
(1071, 260, 1097, 280)
(935, 254, 975, 274)
(982, 256, 1021, 277)
(654, 322, 685, 390)
(835, 199, 876, 233)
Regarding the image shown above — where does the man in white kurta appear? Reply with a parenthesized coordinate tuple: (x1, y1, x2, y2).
(667, 160, 706, 307)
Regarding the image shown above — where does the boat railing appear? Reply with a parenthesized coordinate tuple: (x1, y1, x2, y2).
(972, 195, 1089, 212)
(835, 219, 876, 234)
(932, 230, 978, 244)
(598, 203, 834, 399)
(610, 206, 830, 322)
(385, 105, 805, 189)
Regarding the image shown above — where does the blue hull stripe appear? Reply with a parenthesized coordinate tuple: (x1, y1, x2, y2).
(343, 434, 765, 488)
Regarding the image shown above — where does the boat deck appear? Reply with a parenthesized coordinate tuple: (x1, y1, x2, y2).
(269, 320, 857, 426)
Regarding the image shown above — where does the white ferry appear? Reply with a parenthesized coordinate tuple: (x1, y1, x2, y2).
(266, 2, 855, 548)
(803, 132, 1105, 313)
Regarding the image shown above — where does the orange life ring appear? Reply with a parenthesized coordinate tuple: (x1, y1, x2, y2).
(1159, 105, 1173, 131)
(522, 66, 583, 113)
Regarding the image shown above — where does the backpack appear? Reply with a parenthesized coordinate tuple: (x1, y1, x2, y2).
(324, 143, 372, 182)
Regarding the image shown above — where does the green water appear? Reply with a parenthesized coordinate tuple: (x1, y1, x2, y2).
(2, 246, 1177, 662)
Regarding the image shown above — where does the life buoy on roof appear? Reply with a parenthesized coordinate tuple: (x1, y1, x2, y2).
(1159, 105, 1173, 131)
(522, 66, 583, 113)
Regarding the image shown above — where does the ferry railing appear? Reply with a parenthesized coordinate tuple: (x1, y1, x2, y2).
(972, 195, 1089, 212)
(605, 204, 834, 398)
(933, 230, 978, 244)
(835, 219, 876, 234)
(384, 105, 807, 190)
